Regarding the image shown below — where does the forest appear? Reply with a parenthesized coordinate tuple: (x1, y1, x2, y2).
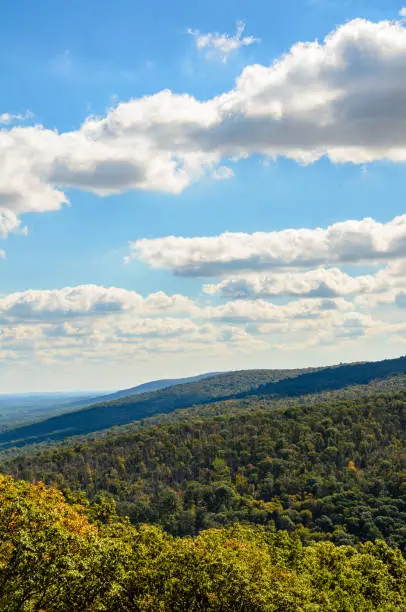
(1, 355, 406, 449)
(4, 387, 406, 553)
(0, 368, 305, 448)
(0, 473, 405, 611)
(1, 359, 406, 609)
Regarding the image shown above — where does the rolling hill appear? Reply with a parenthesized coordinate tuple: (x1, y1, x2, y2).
(0, 368, 310, 449)
(0, 391, 102, 430)
(245, 355, 406, 397)
(4, 381, 406, 553)
(88, 372, 221, 403)
(0, 373, 220, 430)
(1, 355, 406, 450)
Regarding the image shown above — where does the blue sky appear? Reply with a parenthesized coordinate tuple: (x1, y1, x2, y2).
(1, 0, 406, 391)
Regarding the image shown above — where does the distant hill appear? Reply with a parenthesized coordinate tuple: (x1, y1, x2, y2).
(0, 368, 309, 449)
(91, 372, 221, 403)
(4, 383, 406, 554)
(0, 392, 101, 430)
(2, 355, 406, 451)
(0, 374, 219, 430)
(242, 355, 406, 398)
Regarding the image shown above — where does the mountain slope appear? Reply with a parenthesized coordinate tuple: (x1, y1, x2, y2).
(1, 475, 405, 611)
(0, 375, 221, 431)
(244, 355, 406, 398)
(0, 368, 308, 449)
(5, 385, 406, 552)
(2, 355, 406, 450)
(91, 372, 221, 403)
(0, 392, 102, 430)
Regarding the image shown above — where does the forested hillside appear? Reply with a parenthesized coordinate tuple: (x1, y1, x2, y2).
(1, 474, 405, 611)
(5, 387, 406, 554)
(2, 356, 406, 451)
(0, 368, 310, 449)
(3, 362, 406, 609)
(0, 392, 101, 430)
(94, 371, 221, 402)
(249, 356, 406, 398)
(0, 375, 220, 431)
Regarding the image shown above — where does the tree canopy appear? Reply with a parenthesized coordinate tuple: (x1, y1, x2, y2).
(0, 474, 405, 611)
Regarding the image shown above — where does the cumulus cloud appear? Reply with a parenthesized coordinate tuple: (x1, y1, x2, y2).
(302, 311, 381, 347)
(188, 21, 259, 61)
(0, 286, 204, 360)
(0, 310, 263, 363)
(0, 285, 197, 323)
(260, 309, 380, 342)
(204, 297, 351, 324)
(3, 15, 406, 236)
(203, 266, 401, 299)
(130, 215, 406, 276)
(1, 286, 353, 331)
(0, 279, 400, 364)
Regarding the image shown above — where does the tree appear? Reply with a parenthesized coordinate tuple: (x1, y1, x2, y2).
(0, 475, 126, 611)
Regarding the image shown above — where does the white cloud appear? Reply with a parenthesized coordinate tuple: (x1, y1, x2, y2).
(3, 15, 406, 237)
(0, 285, 141, 321)
(0, 209, 26, 238)
(188, 21, 259, 61)
(0, 280, 402, 366)
(1, 287, 353, 338)
(400, 8, 406, 18)
(130, 215, 406, 276)
(260, 309, 380, 343)
(0, 286, 264, 363)
(212, 165, 235, 180)
(203, 266, 399, 299)
(302, 311, 381, 346)
(204, 297, 351, 324)
(0, 285, 197, 323)
(0, 310, 263, 363)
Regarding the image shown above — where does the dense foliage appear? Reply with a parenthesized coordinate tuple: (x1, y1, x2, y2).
(1, 474, 405, 611)
(2, 356, 406, 451)
(0, 375, 218, 431)
(3, 363, 406, 609)
(5, 388, 406, 554)
(0, 368, 309, 449)
(250, 357, 406, 398)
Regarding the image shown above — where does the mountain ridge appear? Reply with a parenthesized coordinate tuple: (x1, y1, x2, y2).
(88, 371, 222, 403)
(0, 373, 222, 430)
(4, 381, 406, 554)
(0, 368, 311, 448)
(1, 355, 406, 450)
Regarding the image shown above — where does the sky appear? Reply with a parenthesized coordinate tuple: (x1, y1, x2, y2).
(2, 0, 406, 392)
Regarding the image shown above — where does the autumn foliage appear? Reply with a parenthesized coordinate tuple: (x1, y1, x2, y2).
(0, 474, 405, 610)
